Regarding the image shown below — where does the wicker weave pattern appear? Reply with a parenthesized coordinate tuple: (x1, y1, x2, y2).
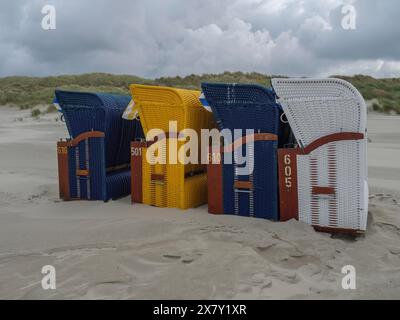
(55, 90, 143, 201)
(272, 78, 368, 231)
(271, 78, 366, 147)
(130, 84, 214, 209)
(201, 83, 282, 220)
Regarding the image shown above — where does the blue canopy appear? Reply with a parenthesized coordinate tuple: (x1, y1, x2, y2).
(55, 90, 143, 169)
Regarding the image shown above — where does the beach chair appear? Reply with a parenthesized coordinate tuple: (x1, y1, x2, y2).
(55, 90, 143, 201)
(272, 78, 368, 234)
(201, 83, 289, 220)
(128, 85, 214, 209)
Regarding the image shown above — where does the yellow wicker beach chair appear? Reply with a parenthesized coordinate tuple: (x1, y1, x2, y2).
(129, 85, 214, 209)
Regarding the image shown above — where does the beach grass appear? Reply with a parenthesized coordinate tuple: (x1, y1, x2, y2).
(0, 72, 399, 114)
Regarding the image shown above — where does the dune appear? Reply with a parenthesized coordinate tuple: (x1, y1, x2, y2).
(0, 107, 399, 299)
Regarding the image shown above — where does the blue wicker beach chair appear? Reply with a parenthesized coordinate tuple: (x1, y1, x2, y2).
(55, 90, 143, 201)
(201, 83, 287, 220)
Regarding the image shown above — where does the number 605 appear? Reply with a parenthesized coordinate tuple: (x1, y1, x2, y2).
(284, 154, 292, 188)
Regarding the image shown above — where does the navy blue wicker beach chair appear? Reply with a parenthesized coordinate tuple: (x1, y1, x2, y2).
(55, 90, 143, 201)
(202, 83, 287, 220)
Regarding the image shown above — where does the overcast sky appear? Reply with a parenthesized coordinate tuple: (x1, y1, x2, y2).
(0, 0, 399, 78)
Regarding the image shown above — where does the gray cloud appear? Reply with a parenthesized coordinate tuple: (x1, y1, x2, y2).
(0, 0, 399, 78)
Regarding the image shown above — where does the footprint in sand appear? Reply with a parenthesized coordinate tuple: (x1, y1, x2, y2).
(256, 243, 320, 270)
(374, 222, 400, 236)
(83, 282, 132, 299)
(162, 254, 181, 260)
(250, 273, 273, 287)
(371, 193, 399, 206)
(388, 247, 400, 255)
(162, 252, 203, 264)
(270, 269, 300, 284)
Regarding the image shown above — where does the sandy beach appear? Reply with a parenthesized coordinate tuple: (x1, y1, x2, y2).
(0, 107, 399, 300)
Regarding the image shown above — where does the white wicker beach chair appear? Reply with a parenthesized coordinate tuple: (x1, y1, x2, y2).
(272, 78, 368, 233)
